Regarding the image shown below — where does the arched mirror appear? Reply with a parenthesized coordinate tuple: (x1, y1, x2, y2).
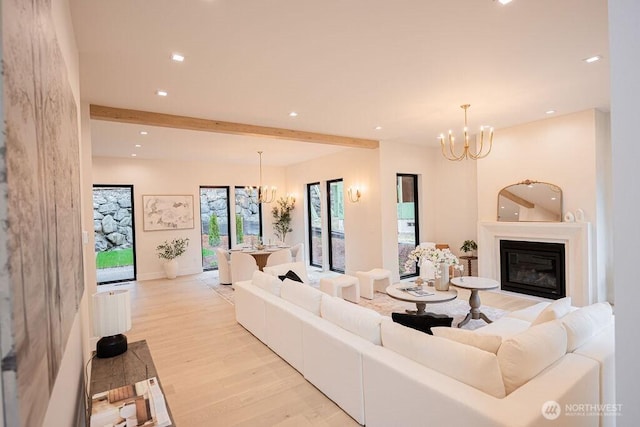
(497, 180, 562, 222)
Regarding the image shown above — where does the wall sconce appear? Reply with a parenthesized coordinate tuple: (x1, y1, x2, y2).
(348, 186, 362, 203)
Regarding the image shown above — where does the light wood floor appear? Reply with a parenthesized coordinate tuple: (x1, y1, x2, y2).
(111, 272, 537, 426)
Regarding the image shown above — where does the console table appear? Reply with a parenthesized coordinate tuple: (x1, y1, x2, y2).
(459, 255, 478, 276)
(89, 339, 175, 426)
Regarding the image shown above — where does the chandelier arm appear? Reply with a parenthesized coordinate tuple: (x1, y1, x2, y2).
(469, 134, 485, 160)
(448, 137, 466, 161)
(440, 139, 458, 161)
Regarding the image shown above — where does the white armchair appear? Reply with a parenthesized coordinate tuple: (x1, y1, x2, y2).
(265, 248, 292, 267)
(230, 252, 258, 287)
(215, 248, 232, 285)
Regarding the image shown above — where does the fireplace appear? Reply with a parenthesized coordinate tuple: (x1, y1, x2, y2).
(500, 240, 566, 299)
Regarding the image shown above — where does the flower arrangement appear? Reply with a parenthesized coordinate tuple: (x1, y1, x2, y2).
(404, 246, 462, 275)
(156, 238, 190, 260)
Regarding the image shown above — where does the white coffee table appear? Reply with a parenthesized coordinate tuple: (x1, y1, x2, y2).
(386, 283, 457, 315)
(450, 276, 499, 327)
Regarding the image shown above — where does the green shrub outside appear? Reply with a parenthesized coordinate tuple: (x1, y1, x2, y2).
(208, 215, 221, 246)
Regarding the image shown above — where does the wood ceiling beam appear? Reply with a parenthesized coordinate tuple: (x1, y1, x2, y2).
(89, 105, 379, 149)
(501, 190, 535, 209)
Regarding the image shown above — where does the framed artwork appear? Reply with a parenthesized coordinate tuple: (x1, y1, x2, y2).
(142, 195, 194, 231)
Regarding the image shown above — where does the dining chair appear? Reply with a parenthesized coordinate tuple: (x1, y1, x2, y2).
(215, 248, 232, 285)
(230, 252, 258, 287)
(289, 243, 304, 262)
(265, 248, 292, 267)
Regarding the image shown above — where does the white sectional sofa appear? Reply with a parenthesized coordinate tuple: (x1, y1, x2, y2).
(234, 268, 615, 427)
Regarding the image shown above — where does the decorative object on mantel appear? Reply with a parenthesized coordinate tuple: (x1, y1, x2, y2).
(156, 237, 190, 279)
(404, 247, 463, 291)
(439, 104, 494, 161)
(271, 196, 296, 243)
(497, 180, 562, 222)
(575, 208, 585, 222)
(564, 211, 575, 222)
(245, 151, 276, 204)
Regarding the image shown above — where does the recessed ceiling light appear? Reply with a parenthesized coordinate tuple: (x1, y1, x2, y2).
(545, 110, 556, 115)
(289, 111, 298, 117)
(551, 197, 557, 200)
(498, 0, 513, 4)
(131, 153, 137, 157)
(171, 53, 185, 62)
(584, 55, 601, 64)
(156, 90, 168, 97)
(135, 144, 142, 148)
(375, 126, 382, 130)
(139, 131, 148, 135)
(514, 212, 519, 215)
(501, 206, 505, 209)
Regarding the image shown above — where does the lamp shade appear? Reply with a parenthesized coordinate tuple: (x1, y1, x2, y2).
(93, 290, 132, 337)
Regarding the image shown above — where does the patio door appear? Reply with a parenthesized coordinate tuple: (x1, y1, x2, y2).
(327, 179, 345, 272)
(307, 182, 323, 267)
(397, 174, 420, 278)
(200, 186, 230, 270)
(94, 185, 136, 284)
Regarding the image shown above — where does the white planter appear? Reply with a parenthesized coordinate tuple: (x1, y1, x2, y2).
(164, 259, 178, 279)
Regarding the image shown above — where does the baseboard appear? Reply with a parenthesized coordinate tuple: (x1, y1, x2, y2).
(137, 267, 204, 282)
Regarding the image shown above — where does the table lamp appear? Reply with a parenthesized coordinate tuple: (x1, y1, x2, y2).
(93, 289, 132, 358)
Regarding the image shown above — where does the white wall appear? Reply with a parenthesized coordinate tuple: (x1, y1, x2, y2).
(476, 109, 611, 301)
(92, 156, 286, 280)
(609, 0, 640, 423)
(285, 148, 382, 274)
(433, 147, 479, 263)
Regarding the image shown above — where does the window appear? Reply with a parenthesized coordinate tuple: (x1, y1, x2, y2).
(234, 187, 263, 245)
(327, 179, 345, 272)
(93, 185, 136, 284)
(200, 187, 230, 270)
(397, 174, 420, 278)
(307, 182, 323, 267)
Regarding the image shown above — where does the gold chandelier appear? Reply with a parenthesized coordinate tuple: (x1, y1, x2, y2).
(245, 151, 276, 203)
(439, 104, 494, 161)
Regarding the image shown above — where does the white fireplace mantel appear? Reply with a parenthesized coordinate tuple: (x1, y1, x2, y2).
(478, 221, 595, 306)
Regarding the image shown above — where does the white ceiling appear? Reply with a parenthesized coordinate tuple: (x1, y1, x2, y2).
(70, 0, 610, 166)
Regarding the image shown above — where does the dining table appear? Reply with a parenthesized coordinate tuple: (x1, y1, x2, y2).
(229, 245, 290, 271)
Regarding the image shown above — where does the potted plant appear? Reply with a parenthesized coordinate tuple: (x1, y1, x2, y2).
(156, 237, 189, 279)
(460, 240, 478, 256)
(271, 197, 295, 243)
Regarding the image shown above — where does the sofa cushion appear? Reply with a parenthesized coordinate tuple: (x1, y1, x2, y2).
(506, 302, 550, 322)
(321, 295, 382, 344)
(380, 318, 506, 398)
(251, 270, 282, 296)
(278, 270, 304, 283)
(531, 296, 572, 325)
(431, 327, 502, 354)
(474, 316, 530, 340)
(391, 312, 452, 335)
(560, 302, 613, 352)
(263, 262, 309, 283)
(280, 279, 323, 315)
(497, 320, 567, 395)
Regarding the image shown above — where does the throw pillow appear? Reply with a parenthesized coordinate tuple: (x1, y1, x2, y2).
(531, 296, 572, 325)
(278, 270, 303, 283)
(561, 301, 613, 352)
(391, 312, 453, 335)
(431, 327, 503, 353)
(497, 320, 567, 395)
